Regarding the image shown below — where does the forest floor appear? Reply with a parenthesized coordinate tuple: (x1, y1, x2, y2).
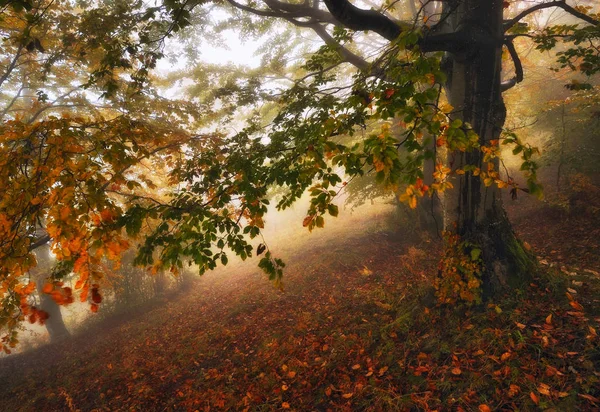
(1, 197, 600, 411)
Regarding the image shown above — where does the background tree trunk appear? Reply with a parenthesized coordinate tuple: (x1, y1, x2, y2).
(33, 242, 70, 342)
(441, 0, 535, 296)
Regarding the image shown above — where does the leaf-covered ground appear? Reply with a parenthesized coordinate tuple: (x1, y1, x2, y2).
(1, 203, 599, 411)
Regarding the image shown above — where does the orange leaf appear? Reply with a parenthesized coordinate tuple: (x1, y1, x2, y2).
(545, 314, 553, 325)
(42, 283, 53, 294)
(352, 364, 361, 370)
(530, 392, 539, 405)
(287, 371, 296, 378)
(451, 367, 462, 375)
(342, 393, 353, 399)
(281, 402, 290, 409)
(538, 383, 551, 396)
(569, 301, 584, 311)
(479, 405, 491, 412)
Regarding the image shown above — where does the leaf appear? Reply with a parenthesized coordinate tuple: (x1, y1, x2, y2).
(302, 215, 313, 227)
(256, 244, 266, 256)
(352, 364, 361, 370)
(530, 391, 539, 405)
(479, 405, 491, 412)
(470, 248, 481, 261)
(569, 301, 584, 311)
(578, 394, 600, 404)
(538, 383, 551, 396)
(378, 366, 388, 376)
(451, 367, 462, 375)
(545, 314, 552, 325)
(342, 393, 353, 399)
(281, 402, 290, 409)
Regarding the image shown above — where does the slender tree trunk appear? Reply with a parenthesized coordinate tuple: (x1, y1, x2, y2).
(441, 0, 534, 296)
(33, 242, 70, 342)
(419, 137, 442, 233)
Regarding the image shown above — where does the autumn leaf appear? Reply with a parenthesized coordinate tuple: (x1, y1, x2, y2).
(342, 393, 353, 399)
(478, 405, 491, 412)
(530, 391, 539, 405)
(569, 301, 584, 311)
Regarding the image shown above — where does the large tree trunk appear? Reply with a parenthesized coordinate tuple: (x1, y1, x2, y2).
(441, 0, 534, 297)
(33, 242, 71, 342)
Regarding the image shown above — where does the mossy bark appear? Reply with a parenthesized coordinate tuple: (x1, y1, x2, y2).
(440, 0, 536, 297)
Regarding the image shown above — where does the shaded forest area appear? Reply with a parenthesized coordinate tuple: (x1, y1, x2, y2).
(1, 0, 600, 410)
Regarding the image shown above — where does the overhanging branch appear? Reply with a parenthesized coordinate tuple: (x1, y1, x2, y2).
(321, 0, 401, 41)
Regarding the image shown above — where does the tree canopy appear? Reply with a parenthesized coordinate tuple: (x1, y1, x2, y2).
(0, 0, 599, 352)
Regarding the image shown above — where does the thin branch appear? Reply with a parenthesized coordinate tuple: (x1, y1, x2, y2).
(504, 1, 600, 32)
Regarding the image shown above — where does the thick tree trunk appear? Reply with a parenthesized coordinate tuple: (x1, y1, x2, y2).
(441, 0, 534, 296)
(33, 243, 71, 342)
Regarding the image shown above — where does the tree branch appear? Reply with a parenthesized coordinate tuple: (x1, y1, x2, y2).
(500, 39, 524, 92)
(321, 0, 401, 41)
(504, 1, 600, 32)
(304, 23, 370, 70)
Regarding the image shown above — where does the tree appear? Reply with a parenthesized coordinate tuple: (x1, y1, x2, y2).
(1, 0, 599, 351)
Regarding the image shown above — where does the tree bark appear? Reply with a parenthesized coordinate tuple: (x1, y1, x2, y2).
(441, 0, 534, 297)
(33, 243, 71, 342)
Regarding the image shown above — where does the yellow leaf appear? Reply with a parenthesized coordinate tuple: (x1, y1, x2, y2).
(408, 195, 417, 209)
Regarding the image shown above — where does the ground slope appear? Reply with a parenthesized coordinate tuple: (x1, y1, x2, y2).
(0, 203, 599, 411)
